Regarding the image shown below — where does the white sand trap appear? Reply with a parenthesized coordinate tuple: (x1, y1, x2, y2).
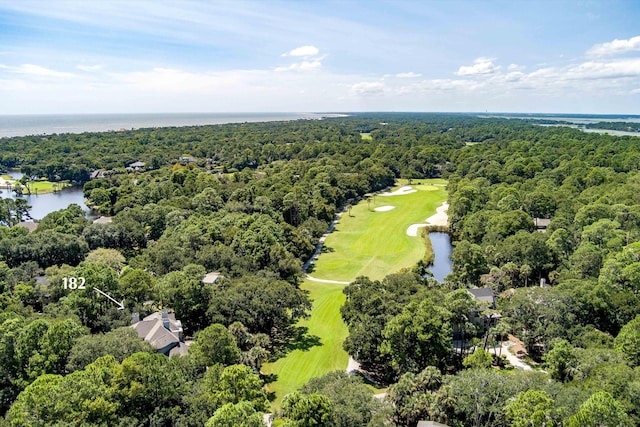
(425, 202, 449, 226)
(374, 205, 395, 212)
(407, 223, 427, 237)
(406, 202, 449, 236)
(380, 186, 417, 196)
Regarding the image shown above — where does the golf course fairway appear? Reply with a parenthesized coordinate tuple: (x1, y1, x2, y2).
(263, 180, 448, 408)
(263, 279, 348, 409)
(312, 180, 448, 281)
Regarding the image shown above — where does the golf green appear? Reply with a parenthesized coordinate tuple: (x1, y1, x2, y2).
(263, 181, 448, 407)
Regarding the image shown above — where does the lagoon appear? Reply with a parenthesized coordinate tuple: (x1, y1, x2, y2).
(1, 172, 94, 220)
(429, 231, 453, 282)
(1, 186, 93, 220)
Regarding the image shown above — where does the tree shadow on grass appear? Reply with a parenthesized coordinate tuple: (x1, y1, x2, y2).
(270, 326, 323, 360)
(285, 326, 322, 351)
(321, 245, 335, 253)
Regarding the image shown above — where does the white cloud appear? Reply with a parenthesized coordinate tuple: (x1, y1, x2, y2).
(3, 33, 640, 115)
(503, 71, 525, 82)
(0, 63, 75, 78)
(350, 81, 385, 96)
(278, 45, 324, 72)
(455, 57, 500, 76)
(282, 45, 319, 57)
(395, 72, 421, 78)
(274, 60, 322, 72)
(111, 67, 246, 93)
(77, 65, 103, 72)
(566, 58, 640, 80)
(417, 79, 483, 91)
(587, 35, 640, 56)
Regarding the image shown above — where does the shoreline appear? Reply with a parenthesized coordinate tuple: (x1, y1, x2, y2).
(0, 112, 351, 138)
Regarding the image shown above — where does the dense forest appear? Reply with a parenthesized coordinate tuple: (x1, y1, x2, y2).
(585, 121, 640, 132)
(1, 114, 640, 426)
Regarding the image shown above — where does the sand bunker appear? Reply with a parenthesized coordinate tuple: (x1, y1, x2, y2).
(374, 205, 395, 212)
(406, 224, 427, 236)
(0, 177, 15, 186)
(425, 202, 449, 226)
(406, 202, 449, 236)
(380, 186, 417, 196)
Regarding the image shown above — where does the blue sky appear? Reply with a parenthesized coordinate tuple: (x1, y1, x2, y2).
(0, 0, 639, 114)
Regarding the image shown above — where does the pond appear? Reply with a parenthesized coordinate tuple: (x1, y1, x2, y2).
(428, 231, 453, 282)
(1, 172, 96, 220)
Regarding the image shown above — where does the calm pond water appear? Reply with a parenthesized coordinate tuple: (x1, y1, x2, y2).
(1, 172, 95, 220)
(428, 232, 453, 282)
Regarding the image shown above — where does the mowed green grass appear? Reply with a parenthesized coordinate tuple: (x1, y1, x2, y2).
(263, 280, 349, 408)
(23, 181, 70, 194)
(1, 175, 70, 194)
(263, 181, 447, 408)
(312, 183, 448, 281)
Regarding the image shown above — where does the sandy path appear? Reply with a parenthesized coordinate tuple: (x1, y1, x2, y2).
(346, 357, 361, 372)
(302, 208, 344, 274)
(488, 343, 533, 371)
(305, 275, 350, 285)
(406, 201, 449, 236)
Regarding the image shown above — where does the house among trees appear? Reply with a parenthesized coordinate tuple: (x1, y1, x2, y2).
(534, 217, 551, 231)
(131, 309, 189, 357)
(92, 216, 113, 224)
(127, 161, 146, 172)
(90, 169, 108, 179)
(417, 421, 449, 427)
(13, 220, 38, 232)
(202, 271, 223, 285)
(466, 287, 501, 333)
(179, 155, 197, 163)
(466, 287, 496, 309)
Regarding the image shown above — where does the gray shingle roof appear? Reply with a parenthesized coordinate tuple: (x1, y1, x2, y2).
(467, 287, 496, 304)
(131, 311, 184, 355)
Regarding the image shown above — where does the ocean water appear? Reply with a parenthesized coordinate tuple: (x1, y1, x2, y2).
(482, 113, 640, 124)
(0, 112, 344, 138)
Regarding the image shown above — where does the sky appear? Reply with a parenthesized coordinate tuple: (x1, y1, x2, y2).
(0, 0, 639, 114)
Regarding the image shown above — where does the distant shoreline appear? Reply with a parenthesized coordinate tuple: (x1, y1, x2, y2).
(0, 112, 350, 138)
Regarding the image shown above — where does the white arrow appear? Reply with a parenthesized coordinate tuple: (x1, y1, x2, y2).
(93, 287, 125, 310)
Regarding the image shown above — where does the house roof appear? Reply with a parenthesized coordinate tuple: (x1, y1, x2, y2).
(169, 340, 192, 357)
(35, 275, 50, 286)
(129, 161, 145, 168)
(14, 221, 38, 232)
(417, 422, 449, 427)
(534, 218, 551, 228)
(131, 311, 184, 354)
(93, 216, 113, 224)
(90, 170, 108, 179)
(467, 287, 496, 304)
(202, 272, 222, 284)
